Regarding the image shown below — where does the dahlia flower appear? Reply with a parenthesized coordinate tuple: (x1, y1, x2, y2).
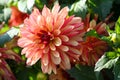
(9, 6, 29, 27)
(83, 13, 108, 36)
(0, 48, 22, 80)
(18, 4, 84, 74)
(79, 36, 108, 66)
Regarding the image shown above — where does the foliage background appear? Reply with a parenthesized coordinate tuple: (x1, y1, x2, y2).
(0, 0, 120, 80)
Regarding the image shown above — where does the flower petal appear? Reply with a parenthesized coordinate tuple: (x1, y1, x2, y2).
(42, 54, 49, 66)
(53, 37, 62, 46)
(49, 42, 56, 51)
(18, 38, 33, 47)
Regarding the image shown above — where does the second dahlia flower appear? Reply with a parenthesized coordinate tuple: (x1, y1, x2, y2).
(83, 13, 109, 36)
(79, 36, 108, 66)
(8, 6, 29, 27)
(18, 4, 84, 74)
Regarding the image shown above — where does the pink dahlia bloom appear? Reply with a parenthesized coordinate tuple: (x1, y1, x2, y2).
(18, 4, 84, 74)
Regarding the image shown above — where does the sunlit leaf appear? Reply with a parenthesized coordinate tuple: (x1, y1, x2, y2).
(85, 30, 99, 37)
(0, 24, 10, 34)
(0, 7, 11, 22)
(69, 0, 87, 18)
(115, 17, 120, 34)
(18, 0, 35, 13)
(95, 53, 119, 80)
(4, 8, 12, 22)
(0, 27, 19, 47)
(113, 59, 120, 80)
(0, 0, 9, 5)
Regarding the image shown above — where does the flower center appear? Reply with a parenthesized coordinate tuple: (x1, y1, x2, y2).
(37, 30, 51, 44)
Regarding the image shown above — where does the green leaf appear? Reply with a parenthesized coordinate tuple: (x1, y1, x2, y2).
(85, 30, 99, 37)
(0, 0, 9, 5)
(0, 27, 19, 47)
(67, 64, 97, 80)
(106, 52, 118, 59)
(94, 53, 119, 80)
(69, 0, 87, 18)
(113, 59, 120, 80)
(0, 7, 11, 22)
(18, 0, 27, 13)
(0, 24, 10, 34)
(27, 0, 35, 11)
(87, 0, 114, 20)
(4, 8, 12, 22)
(35, 0, 47, 10)
(115, 17, 120, 34)
(18, 0, 35, 13)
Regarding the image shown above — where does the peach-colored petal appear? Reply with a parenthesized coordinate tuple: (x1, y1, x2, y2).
(52, 3, 60, 15)
(52, 3, 60, 23)
(53, 37, 62, 46)
(46, 15, 53, 32)
(90, 20, 96, 30)
(51, 51, 60, 57)
(30, 51, 42, 65)
(69, 47, 81, 54)
(49, 42, 56, 51)
(60, 53, 71, 69)
(18, 38, 33, 47)
(53, 29, 61, 36)
(51, 63, 57, 74)
(51, 52, 61, 64)
(41, 63, 48, 73)
(59, 45, 69, 52)
(42, 5, 50, 17)
(61, 25, 74, 34)
(68, 17, 82, 24)
(43, 46, 49, 53)
(42, 54, 49, 66)
(54, 7, 68, 29)
(58, 7, 69, 20)
(67, 40, 79, 46)
(60, 35, 69, 42)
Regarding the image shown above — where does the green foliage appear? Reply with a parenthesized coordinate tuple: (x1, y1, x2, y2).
(0, 0, 120, 80)
(18, 0, 35, 13)
(85, 30, 99, 37)
(67, 64, 97, 80)
(69, 0, 87, 18)
(87, 0, 114, 20)
(0, 0, 9, 6)
(113, 59, 120, 80)
(35, 0, 47, 10)
(0, 24, 10, 34)
(0, 27, 19, 47)
(115, 17, 120, 34)
(95, 53, 119, 80)
(0, 7, 11, 23)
